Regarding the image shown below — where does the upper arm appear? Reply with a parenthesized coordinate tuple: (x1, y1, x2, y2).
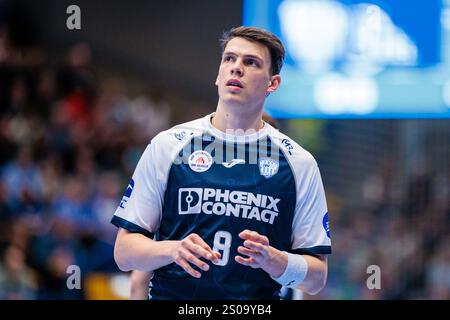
(114, 228, 135, 254)
(116, 227, 130, 242)
(315, 254, 328, 271)
(111, 141, 166, 236)
(115, 227, 155, 249)
(291, 161, 332, 255)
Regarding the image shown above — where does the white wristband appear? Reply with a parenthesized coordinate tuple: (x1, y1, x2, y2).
(271, 252, 308, 288)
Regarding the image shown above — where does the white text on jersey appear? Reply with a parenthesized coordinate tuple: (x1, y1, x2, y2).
(178, 188, 280, 225)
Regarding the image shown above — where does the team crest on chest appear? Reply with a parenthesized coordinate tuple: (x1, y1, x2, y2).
(189, 150, 213, 172)
(259, 158, 279, 178)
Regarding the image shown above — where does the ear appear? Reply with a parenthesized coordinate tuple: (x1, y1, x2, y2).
(215, 75, 219, 86)
(266, 74, 281, 94)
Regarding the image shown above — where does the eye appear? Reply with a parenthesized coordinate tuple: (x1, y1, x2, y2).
(244, 58, 259, 67)
(223, 55, 234, 62)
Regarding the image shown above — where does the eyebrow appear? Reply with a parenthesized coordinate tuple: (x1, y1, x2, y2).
(223, 51, 264, 64)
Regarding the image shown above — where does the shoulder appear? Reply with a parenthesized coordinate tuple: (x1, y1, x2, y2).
(150, 116, 206, 149)
(137, 116, 209, 177)
(268, 126, 318, 170)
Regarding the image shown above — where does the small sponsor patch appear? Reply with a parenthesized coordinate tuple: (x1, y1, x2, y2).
(323, 212, 330, 238)
(174, 131, 186, 140)
(282, 139, 294, 155)
(222, 159, 245, 168)
(189, 150, 213, 172)
(119, 178, 135, 209)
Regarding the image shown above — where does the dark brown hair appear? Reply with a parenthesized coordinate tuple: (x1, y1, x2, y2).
(262, 112, 279, 129)
(220, 26, 285, 76)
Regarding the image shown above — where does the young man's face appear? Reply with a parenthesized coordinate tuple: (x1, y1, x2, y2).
(215, 37, 281, 109)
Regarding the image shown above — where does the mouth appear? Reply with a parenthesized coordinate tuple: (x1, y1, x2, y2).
(226, 79, 244, 88)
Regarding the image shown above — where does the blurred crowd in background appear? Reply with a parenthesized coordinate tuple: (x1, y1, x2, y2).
(1, 2, 449, 300)
(0, 25, 171, 298)
(317, 156, 450, 299)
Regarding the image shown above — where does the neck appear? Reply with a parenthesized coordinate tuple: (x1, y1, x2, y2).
(212, 101, 264, 133)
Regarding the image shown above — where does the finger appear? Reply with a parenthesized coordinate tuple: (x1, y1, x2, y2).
(243, 240, 266, 253)
(235, 255, 258, 268)
(180, 250, 210, 272)
(213, 251, 221, 261)
(238, 230, 269, 245)
(186, 234, 220, 263)
(189, 243, 216, 261)
(237, 246, 261, 260)
(234, 255, 253, 265)
(189, 234, 216, 255)
(175, 257, 201, 278)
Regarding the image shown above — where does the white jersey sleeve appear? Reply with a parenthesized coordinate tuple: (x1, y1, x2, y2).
(291, 159, 331, 254)
(111, 119, 204, 237)
(272, 129, 332, 255)
(112, 140, 164, 237)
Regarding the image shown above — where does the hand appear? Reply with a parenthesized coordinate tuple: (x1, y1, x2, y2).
(171, 233, 221, 278)
(235, 229, 287, 278)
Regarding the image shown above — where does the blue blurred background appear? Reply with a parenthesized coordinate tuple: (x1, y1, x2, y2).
(0, 0, 449, 299)
(245, 0, 449, 118)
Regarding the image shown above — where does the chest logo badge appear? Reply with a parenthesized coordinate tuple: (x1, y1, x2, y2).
(259, 158, 279, 178)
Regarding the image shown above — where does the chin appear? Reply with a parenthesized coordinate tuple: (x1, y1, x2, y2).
(224, 98, 246, 107)
(220, 93, 243, 102)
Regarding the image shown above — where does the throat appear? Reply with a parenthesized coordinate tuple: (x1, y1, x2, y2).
(211, 109, 263, 134)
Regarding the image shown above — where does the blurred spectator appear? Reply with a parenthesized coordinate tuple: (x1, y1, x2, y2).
(426, 237, 450, 299)
(0, 245, 37, 299)
(57, 43, 96, 100)
(91, 172, 122, 245)
(0, 145, 43, 215)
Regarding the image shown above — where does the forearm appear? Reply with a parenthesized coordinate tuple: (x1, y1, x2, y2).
(296, 254, 327, 295)
(130, 270, 153, 300)
(260, 248, 288, 278)
(264, 248, 327, 295)
(234, 230, 328, 295)
(114, 228, 176, 272)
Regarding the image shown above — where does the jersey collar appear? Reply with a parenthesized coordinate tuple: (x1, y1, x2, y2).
(203, 113, 271, 143)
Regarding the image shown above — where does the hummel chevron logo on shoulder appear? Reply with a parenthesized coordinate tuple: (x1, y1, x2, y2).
(222, 159, 245, 168)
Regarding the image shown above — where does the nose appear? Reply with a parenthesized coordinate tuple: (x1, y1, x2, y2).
(230, 60, 244, 76)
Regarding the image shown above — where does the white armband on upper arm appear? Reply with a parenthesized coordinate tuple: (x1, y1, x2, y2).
(271, 252, 308, 288)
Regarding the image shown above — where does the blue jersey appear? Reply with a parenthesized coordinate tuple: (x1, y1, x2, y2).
(112, 113, 331, 299)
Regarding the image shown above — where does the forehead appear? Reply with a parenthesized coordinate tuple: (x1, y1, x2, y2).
(223, 37, 271, 63)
